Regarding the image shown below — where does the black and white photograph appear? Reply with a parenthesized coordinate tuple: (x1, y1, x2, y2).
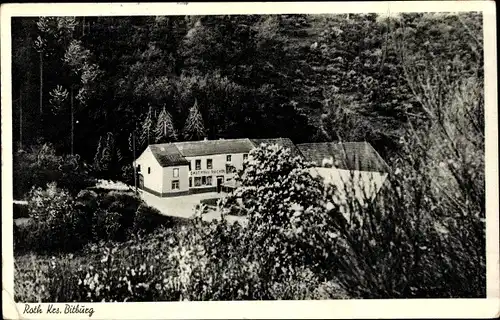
(2, 2, 498, 319)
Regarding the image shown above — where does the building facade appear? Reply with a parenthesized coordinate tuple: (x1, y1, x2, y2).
(133, 138, 389, 198)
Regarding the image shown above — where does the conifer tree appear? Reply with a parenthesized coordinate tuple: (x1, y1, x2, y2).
(93, 135, 103, 170)
(182, 99, 206, 141)
(139, 106, 154, 147)
(154, 106, 178, 143)
(100, 132, 115, 171)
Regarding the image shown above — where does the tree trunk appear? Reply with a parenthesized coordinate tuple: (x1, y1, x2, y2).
(71, 85, 74, 155)
(19, 87, 23, 150)
(39, 51, 43, 116)
(133, 131, 137, 193)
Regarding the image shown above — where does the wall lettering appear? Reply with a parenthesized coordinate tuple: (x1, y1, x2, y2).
(190, 169, 226, 176)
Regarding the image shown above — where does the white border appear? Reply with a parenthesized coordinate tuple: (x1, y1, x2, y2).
(1, 2, 498, 319)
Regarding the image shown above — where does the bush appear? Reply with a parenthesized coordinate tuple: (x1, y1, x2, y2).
(120, 164, 135, 186)
(98, 191, 143, 239)
(133, 204, 171, 235)
(14, 143, 96, 199)
(25, 183, 91, 253)
(92, 210, 123, 242)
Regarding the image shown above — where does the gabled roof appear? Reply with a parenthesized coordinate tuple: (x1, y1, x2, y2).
(249, 138, 304, 158)
(296, 142, 389, 173)
(149, 144, 190, 167)
(173, 138, 255, 157)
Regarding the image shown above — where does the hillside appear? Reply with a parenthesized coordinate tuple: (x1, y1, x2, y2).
(11, 13, 483, 172)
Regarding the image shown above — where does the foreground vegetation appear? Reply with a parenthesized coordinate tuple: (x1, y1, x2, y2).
(13, 12, 485, 301)
(15, 109, 485, 300)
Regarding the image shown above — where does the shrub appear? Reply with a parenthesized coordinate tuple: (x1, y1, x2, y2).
(13, 143, 95, 199)
(92, 209, 122, 242)
(319, 53, 486, 297)
(219, 144, 337, 287)
(120, 164, 135, 186)
(132, 204, 171, 235)
(97, 191, 143, 240)
(26, 183, 91, 252)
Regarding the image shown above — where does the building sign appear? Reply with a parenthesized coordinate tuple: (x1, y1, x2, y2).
(190, 169, 226, 176)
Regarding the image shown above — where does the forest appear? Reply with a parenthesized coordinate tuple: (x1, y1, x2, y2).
(12, 12, 486, 301)
(12, 13, 482, 176)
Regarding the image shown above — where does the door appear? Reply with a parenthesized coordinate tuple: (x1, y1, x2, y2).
(138, 174, 144, 189)
(216, 176, 224, 193)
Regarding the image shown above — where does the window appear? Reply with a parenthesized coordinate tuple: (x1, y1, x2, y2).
(195, 159, 201, 170)
(226, 155, 232, 162)
(188, 162, 191, 171)
(189, 177, 192, 188)
(137, 165, 141, 172)
(148, 167, 151, 174)
(202, 176, 207, 185)
(173, 168, 179, 178)
(226, 164, 235, 173)
(172, 180, 180, 190)
(207, 159, 213, 169)
(243, 154, 248, 161)
(207, 176, 213, 186)
(194, 177, 202, 186)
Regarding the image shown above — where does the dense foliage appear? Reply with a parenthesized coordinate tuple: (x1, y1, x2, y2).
(12, 13, 482, 172)
(13, 12, 485, 302)
(14, 185, 177, 254)
(13, 143, 95, 199)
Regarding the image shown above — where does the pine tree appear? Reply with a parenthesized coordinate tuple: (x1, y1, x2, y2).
(93, 135, 103, 170)
(100, 132, 115, 171)
(154, 106, 178, 143)
(139, 106, 154, 147)
(128, 132, 134, 152)
(182, 99, 206, 141)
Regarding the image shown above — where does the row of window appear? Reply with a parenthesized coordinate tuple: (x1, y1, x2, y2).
(188, 154, 248, 171)
(189, 176, 213, 187)
(138, 164, 234, 177)
(190, 159, 213, 171)
(173, 176, 235, 189)
(137, 165, 150, 174)
(137, 154, 249, 176)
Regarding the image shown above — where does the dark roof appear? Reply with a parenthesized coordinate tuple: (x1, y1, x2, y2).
(149, 144, 190, 167)
(173, 138, 255, 157)
(296, 142, 389, 173)
(250, 138, 304, 158)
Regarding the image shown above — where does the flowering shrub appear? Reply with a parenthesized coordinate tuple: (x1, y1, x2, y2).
(219, 144, 340, 287)
(26, 183, 90, 252)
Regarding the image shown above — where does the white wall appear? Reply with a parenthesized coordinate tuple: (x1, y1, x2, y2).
(309, 167, 388, 206)
(133, 146, 163, 193)
(162, 165, 189, 193)
(185, 152, 247, 188)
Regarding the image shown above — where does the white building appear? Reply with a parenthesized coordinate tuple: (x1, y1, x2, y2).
(296, 142, 390, 207)
(133, 138, 389, 199)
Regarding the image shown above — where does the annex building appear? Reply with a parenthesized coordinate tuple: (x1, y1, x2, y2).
(133, 138, 389, 199)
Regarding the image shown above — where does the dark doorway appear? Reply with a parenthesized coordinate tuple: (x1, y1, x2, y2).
(138, 174, 144, 189)
(216, 176, 224, 193)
